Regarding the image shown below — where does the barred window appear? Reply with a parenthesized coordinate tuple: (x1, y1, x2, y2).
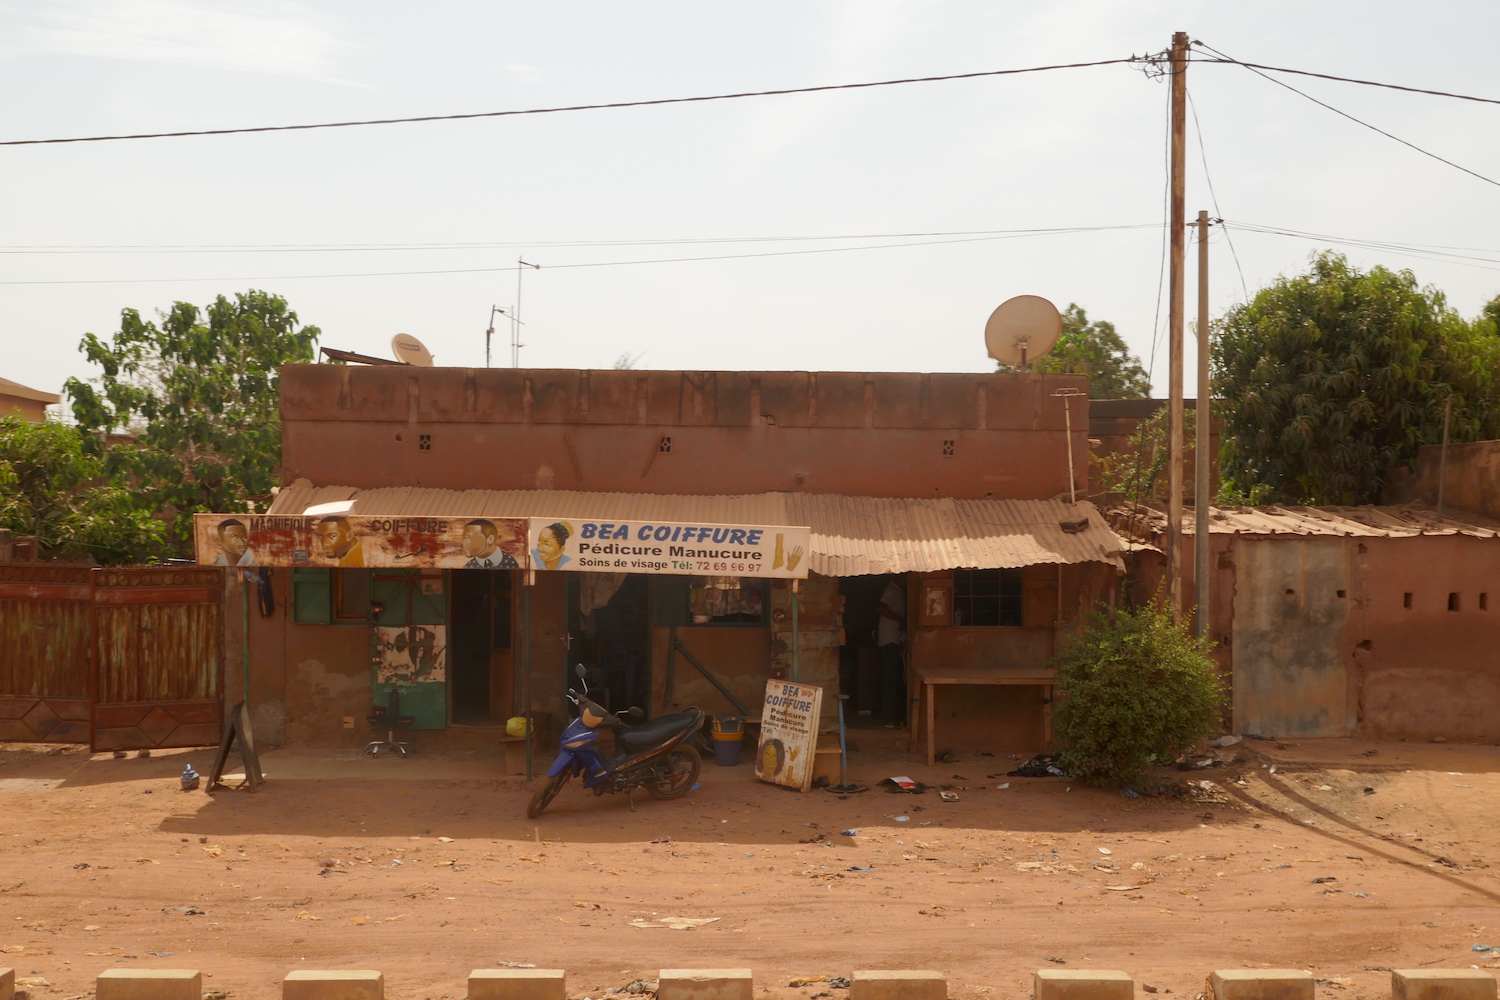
(953, 568, 1024, 627)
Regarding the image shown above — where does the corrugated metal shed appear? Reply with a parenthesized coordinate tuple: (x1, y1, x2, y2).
(269, 481, 1127, 576)
(1104, 500, 1500, 544)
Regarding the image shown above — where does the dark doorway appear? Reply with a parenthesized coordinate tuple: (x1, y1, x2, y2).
(569, 575, 651, 714)
(839, 574, 899, 727)
(449, 570, 513, 725)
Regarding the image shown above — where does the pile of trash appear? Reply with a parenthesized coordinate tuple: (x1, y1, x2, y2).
(1176, 736, 1246, 771)
(1007, 753, 1067, 778)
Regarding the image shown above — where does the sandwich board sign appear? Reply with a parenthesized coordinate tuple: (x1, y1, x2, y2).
(754, 680, 823, 792)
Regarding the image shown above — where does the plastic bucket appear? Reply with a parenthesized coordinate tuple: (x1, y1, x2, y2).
(711, 729, 744, 766)
(710, 716, 744, 735)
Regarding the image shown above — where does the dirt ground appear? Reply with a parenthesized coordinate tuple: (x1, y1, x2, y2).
(3, 737, 1500, 1000)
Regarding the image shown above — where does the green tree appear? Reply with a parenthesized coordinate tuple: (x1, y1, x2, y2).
(1000, 303, 1151, 399)
(0, 417, 164, 563)
(1214, 253, 1500, 505)
(65, 290, 320, 555)
(1092, 404, 1203, 501)
(1052, 603, 1226, 788)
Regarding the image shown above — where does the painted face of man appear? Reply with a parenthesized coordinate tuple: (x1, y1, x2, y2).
(219, 525, 248, 561)
(462, 524, 497, 558)
(316, 520, 352, 558)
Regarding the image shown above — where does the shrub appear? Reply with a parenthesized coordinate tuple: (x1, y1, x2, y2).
(1052, 603, 1226, 788)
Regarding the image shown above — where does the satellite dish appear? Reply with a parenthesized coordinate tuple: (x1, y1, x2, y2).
(985, 295, 1062, 370)
(391, 334, 434, 367)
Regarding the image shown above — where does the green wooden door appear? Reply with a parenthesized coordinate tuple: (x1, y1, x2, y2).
(370, 571, 448, 729)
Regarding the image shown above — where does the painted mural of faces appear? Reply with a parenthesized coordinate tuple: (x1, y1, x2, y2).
(315, 516, 363, 566)
(214, 519, 254, 566)
(462, 520, 500, 559)
(535, 521, 572, 571)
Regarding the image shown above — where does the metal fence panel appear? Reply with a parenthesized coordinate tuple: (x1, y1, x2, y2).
(0, 564, 92, 742)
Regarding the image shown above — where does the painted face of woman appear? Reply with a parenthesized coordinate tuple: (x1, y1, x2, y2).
(538, 528, 562, 561)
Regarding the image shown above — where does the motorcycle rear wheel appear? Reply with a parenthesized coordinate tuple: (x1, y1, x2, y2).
(527, 770, 570, 817)
(646, 746, 701, 800)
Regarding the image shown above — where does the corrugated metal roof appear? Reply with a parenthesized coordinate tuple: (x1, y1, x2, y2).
(269, 481, 1127, 576)
(1103, 500, 1500, 542)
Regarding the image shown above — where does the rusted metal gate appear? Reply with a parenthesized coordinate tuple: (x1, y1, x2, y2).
(91, 567, 224, 752)
(0, 564, 93, 743)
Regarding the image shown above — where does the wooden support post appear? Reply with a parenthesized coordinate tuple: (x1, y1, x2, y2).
(207, 701, 263, 791)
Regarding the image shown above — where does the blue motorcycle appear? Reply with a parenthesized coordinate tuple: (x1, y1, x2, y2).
(527, 664, 703, 818)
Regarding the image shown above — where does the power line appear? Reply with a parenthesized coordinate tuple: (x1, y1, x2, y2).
(5, 49, 1495, 151)
(0, 225, 1155, 255)
(1195, 41, 1500, 189)
(1185, 89, 1248, 301)
(0, 59, 1136, 148)
(1146, 75, 1173, 389)
(0, 223, 1160, 286)
(1193, 54, 1500, 108)
(1224, 219, 1500, 272)
(1118, 64, 1177, 554)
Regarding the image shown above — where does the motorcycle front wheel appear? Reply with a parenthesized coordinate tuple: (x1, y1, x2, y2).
(645, 746, 701, 800)
(527, 770, 570, 817)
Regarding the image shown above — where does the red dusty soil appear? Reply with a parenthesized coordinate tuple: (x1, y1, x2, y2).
(2, 738, 1499, 1000)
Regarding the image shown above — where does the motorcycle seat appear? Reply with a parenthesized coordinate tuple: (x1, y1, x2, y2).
(618, 711, 700, 749)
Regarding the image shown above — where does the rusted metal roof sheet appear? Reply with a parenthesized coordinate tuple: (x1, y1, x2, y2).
(1103, 500, 1500, 543)
(270, 481, 1126, 576)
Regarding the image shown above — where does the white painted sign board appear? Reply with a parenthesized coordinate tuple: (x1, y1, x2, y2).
(755, 679, 824, 792)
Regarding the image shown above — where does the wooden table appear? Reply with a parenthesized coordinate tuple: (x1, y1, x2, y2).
(910, 664, 1057, 766)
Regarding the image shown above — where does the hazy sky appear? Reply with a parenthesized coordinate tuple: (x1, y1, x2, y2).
(3, 1, 1498, 405)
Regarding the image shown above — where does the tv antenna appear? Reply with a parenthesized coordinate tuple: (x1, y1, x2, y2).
(514, 258, 539, 367)
(1052, 387, 1087, 503)
(391, 333, 434, 367)
(985, 294, 1062, 372)
(486, 305, 524, 369)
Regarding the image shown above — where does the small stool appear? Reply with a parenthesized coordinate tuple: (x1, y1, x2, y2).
(366, 688, 415, 756)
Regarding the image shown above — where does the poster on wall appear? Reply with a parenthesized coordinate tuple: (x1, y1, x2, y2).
(374, 625, 447, 685)
(192, 513, 529, 569)
(372, 625, 447, 731)
(526, 517, 811, 578)
(754, 680, 823, 792)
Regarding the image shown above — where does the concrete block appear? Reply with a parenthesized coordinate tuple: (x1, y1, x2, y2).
(1208, 970, 1314, 1000)
(851, 970, 947, 1000)
(284, 970, 384, 1000)
(658, 969, 754, 1000)
(468, 969, 566, 1000)
(501, 738, 528, 776)
(1393, 970, 1499, 1000)
(1, 967, 13, 1000)
(1034, 970, 1134, 1000)
(96, 969, 202, 1000)
(812, 747, 842, 783)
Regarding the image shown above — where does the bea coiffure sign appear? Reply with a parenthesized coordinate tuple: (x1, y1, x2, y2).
(526, 518, 811, 578)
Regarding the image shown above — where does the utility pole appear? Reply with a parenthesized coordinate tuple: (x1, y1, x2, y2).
(1166, 30, 1189, 624)
(1437, 395, 1453, 523)
(1194, 209, 1211, 639)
